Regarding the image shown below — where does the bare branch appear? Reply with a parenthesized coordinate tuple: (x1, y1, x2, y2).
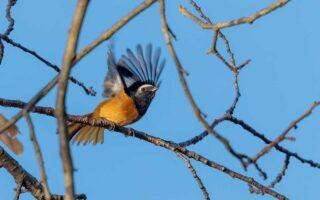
(4, 0, 17, 36)
(208, 31, 234, 70)
(0, 39, 4, 64)
(226, 115, 320, 168)
(56, 1, 89, 199)
(213, 0, 290, 29)
(51, 194, 87, 200)
(189, 0, 212, 24)
(0, 146, 44, 199)
(0, 98, 287, 200)
(160, 0, 249, 169)
(177, 1, 252, 150)
(0, 146, 86, 199)
(180, 0, 290, 30)
(73, 0, 158, 64)
(13, 181, 23, 200)
(24, 113, 51, 199)
(269, 155, 290, 188)
(178, 115, 225, 147)
(0, 0, 17, 64)
(251, 101, 320, 163)
(0, 35, 96, 96)
(0, 76, 59, 135)
(176, 152, 210, 200)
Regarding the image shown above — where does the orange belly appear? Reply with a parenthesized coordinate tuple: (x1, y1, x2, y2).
(92, 90, 140, 126)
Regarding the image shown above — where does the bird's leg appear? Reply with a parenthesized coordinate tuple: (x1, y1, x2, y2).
(92, 117, 119, 133)
(92, 117, 105, 127)
(109, 122, 118, 131)
(128, 128, 135, 137)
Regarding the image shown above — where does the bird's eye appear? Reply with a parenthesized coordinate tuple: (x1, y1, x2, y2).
(141, 87, 146, 92)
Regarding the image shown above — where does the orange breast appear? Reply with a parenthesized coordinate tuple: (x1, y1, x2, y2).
(92, 90, 140, 126)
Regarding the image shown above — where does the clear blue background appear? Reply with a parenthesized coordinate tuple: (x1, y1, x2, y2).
(1, 1, 320, 199)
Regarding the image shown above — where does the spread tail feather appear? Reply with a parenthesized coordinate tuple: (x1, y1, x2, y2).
(67, 114, 104, 145)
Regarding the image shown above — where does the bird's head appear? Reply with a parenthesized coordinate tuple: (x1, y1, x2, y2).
(134, 84, 159, 101)
(131, 84, 159, 116)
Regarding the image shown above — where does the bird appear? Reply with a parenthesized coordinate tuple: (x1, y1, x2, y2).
(67, 44, 166, 145)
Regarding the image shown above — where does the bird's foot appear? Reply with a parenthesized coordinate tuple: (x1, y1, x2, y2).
(128, 128, 135, 137)
(93, 117, 105, 126)
(109, 122, 118, 131)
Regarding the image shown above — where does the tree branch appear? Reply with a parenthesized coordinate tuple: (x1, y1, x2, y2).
(251, 101, 320, 163)
(4, 0, 17, 36)
(226, 115, 320, 168)
(0, 146, 87, 199)
(0, 146, 44, 199)
(0, 98, 288, 200)
(56, 1, 89, 199)
(13, 181, 23, 200)
(176, 152, 210, 200)
(0, 35, 96, 96)
(73, 0, 158, 64)
(180, 0, 290, 30)
(159, 0, 249, 170)
(24, 113, 51, 199)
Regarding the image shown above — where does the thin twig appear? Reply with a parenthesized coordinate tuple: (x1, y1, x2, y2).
(226, 115, 320, 168)
(189, 0, 211, 24)
(0, 39, 4, 64)
(178, 115, 225, 147)
(0, 76, 59, 134)
(251, 101, 320, 163)
(24, 113, 51, 199)
(269, 155, 290, 188)
(180, 0, 290, 30)
(226, 71, 241, 115)
(160, 0, 249, 169)
(219, 31, 236, 67)
(1, 0, 17, 64)
(73, 0, 158, 64)
(0, 35, 96, 96)
(184, 1, 254, 74)
(13, 181, 23, 200)
(187, 1, 235, 69)
(51, 194, 87, 200)
(0, 100, 288, 200)
(249, 155, 290, 195)
(252, 162, 267, 180)
(4, 0, 17, 36)
(1, 146, 86, 199)
(208, 30, 233, 70)
(56, 1, 89, 199)
(188, 1, 252, 116)
(176, 152, 210, 200)
(212, 0, 290, 29)
(0, 146, 44, 199)
(180, 1, 251, 148)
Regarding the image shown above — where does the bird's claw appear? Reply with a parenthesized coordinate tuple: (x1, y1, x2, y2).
(110, 122, 117, 131)
(129, 128, 135, 137)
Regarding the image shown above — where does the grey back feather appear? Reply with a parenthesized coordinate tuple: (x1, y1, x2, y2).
(103, 50, 123, 97)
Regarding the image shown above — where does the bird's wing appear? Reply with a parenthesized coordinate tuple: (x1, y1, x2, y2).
(103, 44, 166, 97)
(118, 44, 165, 89)
(103, 49, 124, 97)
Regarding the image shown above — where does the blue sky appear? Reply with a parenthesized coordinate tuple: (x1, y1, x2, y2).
(1, 1, 320, 199)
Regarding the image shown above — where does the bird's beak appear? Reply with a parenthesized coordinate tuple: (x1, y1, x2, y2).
(150, 86, 159, 92)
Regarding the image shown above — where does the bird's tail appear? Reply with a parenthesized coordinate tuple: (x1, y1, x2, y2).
(67, 113, 104, 145)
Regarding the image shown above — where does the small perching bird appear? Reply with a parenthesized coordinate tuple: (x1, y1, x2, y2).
(67, 44, 165, 145)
